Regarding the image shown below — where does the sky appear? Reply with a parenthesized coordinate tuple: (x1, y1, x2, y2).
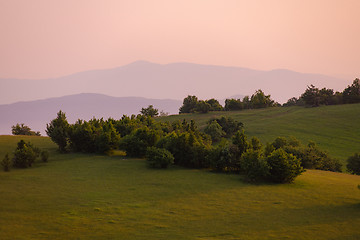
(0, 0, 359, 80)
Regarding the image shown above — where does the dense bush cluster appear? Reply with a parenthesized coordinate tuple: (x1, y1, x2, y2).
(12, 123, 41, 136)
(46, 107, 349, 184)
(1, 140, 49, 171)
(347, 153, 360, 175)
(284, 78, 360, 107)
(225, 90, 278, 111)
(179, 89, 278, 114)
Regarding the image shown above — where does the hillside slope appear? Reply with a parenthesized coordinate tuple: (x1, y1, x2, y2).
(160, 104, 360, 162)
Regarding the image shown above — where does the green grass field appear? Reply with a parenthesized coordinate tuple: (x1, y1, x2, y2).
(160, 104, 360, 163)
(1, 135, 360, 239)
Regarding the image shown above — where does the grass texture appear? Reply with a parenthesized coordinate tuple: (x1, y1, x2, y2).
(1, 135, 360, 239)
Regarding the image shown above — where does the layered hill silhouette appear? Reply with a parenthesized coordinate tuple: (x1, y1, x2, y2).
(0, 61, 348, 105)
(0, 93, 181, 135)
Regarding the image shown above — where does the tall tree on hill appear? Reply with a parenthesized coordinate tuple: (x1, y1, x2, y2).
(140, 105, 159, 117)
(206, 98, 223, 111)
(46, 110, 69, 152)
(250, 89, 275, 109)
(301, 85, 321, 107)
(343, 78, 360, 104)
(12, 123, 41, 136)
(179, 95, 198, 113)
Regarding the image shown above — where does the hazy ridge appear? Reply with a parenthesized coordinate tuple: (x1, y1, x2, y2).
(0, 61, 348, 105)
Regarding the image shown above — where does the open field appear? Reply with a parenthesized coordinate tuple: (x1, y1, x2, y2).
(1, 135, 360, 239)
(160, 104, 360, 164)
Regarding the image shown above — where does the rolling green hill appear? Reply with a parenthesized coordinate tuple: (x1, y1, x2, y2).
(0, 135, 360, 239)
(1, 104, 360, 239)
(160, 103, 360, 163)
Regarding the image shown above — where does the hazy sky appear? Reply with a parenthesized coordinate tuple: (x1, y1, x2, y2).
(0, 0, 359, 79)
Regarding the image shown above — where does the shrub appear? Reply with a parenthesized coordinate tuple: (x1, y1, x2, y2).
(241, 149, 269, 182)
(347, 153, 360, 175)
(13, 140, 38, 168)
(41, 150, 49, 162)
(208, 142, 240, 172)
(301, 143, 342, 172)
(146, 147, 174, 168)
(1, 153, 11, 172)
(266, 148, 305, 183)
(46, 110, 70, 152)
(204, 120, 225, 142)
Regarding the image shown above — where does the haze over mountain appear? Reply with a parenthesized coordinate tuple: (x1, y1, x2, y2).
(0, 61, 349, 105)
(0, 93, 181, 135)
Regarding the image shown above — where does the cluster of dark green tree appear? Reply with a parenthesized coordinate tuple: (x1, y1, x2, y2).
(1, 140, 49, 172)
(47, 110, 345, 183)
(11, 123, 41, 136)
(347, 153, 360, 175)
(284, 78, 360, 107)
(179, 90, 278, 114)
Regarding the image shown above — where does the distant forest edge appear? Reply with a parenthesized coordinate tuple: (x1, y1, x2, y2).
(178, 78, 360, 113)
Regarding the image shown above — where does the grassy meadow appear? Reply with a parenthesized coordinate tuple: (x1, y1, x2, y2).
(160, 103, 360, 163)
(1, 135, 360, 239)
(1, 104, 360, 239)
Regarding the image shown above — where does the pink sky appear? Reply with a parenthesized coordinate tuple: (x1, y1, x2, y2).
(0, 0, 359, 79)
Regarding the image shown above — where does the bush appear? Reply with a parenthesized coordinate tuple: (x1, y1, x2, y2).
(347, 153, 360, 175)
(41, 151, 49, 162)
(46, 110, 70, 152)
(13, 140, 38, 168)
(266, 148, 304, 183)
(146, 147, 174, 168)
(1, 153, 11, 172)
(241, 149, 269, 182)
(208, 142, 240, 172)
(204, 120, 225, 142)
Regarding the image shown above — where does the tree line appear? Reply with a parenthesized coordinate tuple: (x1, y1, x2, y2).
(179, 89, 278, 114)
(284, 78, 360, 107)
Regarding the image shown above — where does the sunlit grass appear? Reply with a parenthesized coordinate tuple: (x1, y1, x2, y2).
(1, 136, 360, 239)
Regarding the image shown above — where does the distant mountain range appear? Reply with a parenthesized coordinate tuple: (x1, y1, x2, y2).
(0, 60, 350, 105)
(0, 93, 181, 135)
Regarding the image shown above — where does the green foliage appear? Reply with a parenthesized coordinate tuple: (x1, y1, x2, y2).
(179, 95, 198, 113)
(146, 146, 174, 168)
(121, 126, 161, 157)
(266, 148, 305, 183)
(250, 89, 276, 109)
(1, 153, 11, 172)
(241, 149, 269, 182)
(208, 141, 240, 172)
(157, 120, 211, 168)
(347, 153, 360, 175)
(46, 110, 69, 152)
(211, 116, 243, 138)
(204, 120, 225, 142)
(13, 140, 38, 168)
(301, 142, 342, 172)
(249, 136, 263, 151)
(224, 98, 243, 111)
(343, 78, 360, 104)
(205, 98, 223, 111)
(140, 105, 159, 117)
(68, 118, 120, 153)
(195, 100, 211, 113)
(41, 150, 49, 162)
(12, 123, 41, 136)
(232, 129, 249, 156)
(265, 137, 342, 172)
